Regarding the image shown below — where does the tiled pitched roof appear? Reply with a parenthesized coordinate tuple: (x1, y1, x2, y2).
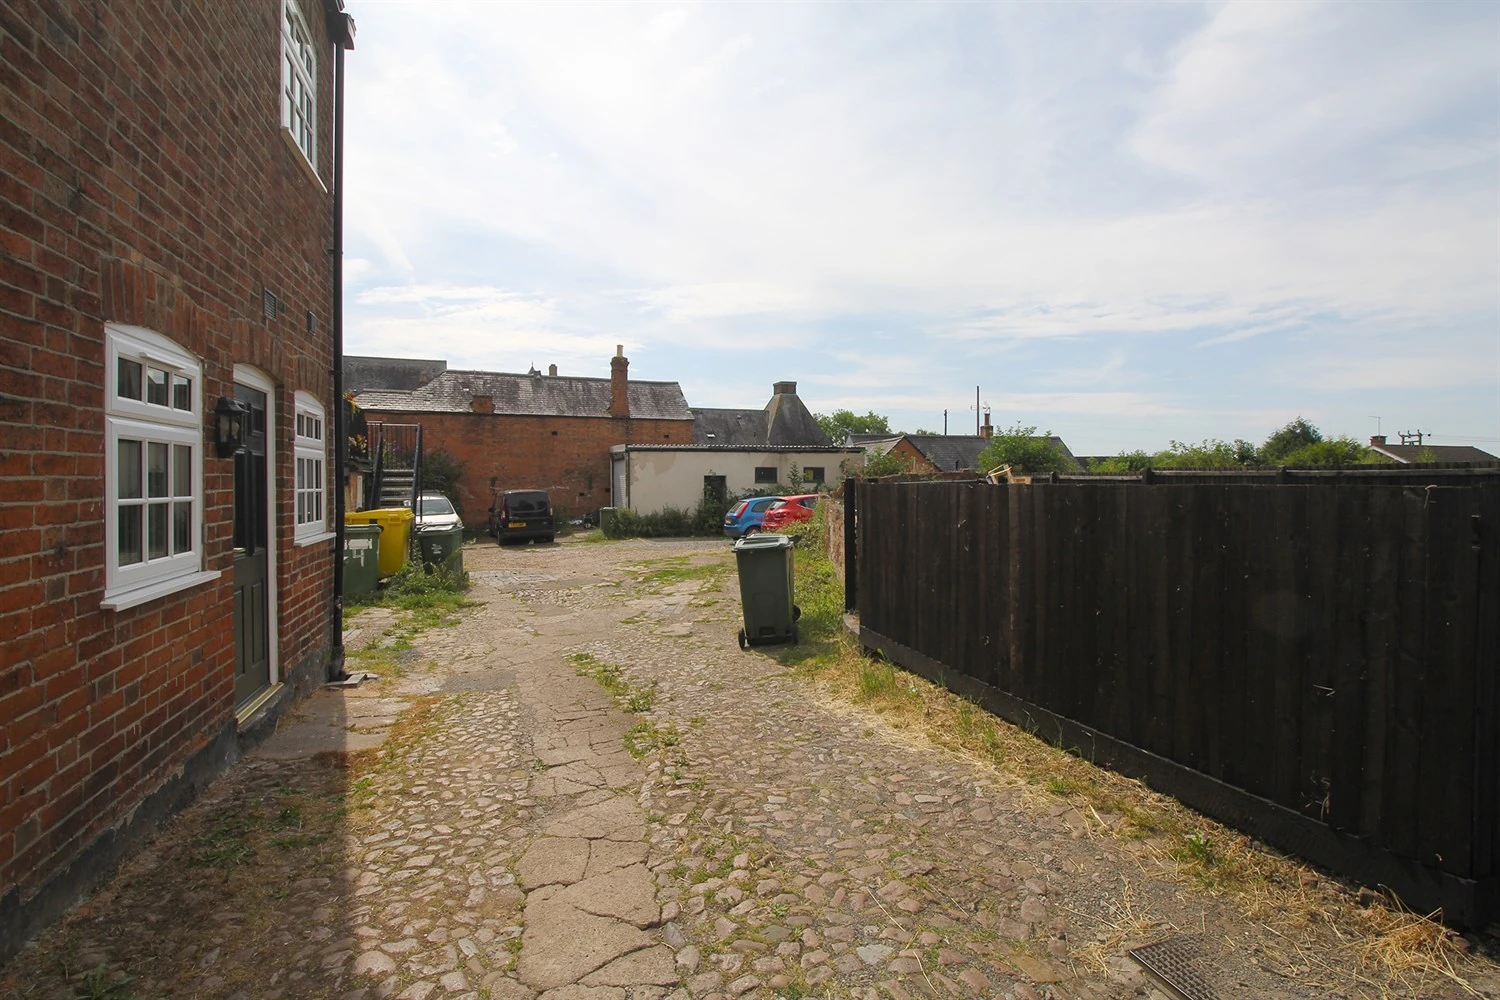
(1370, 443, 1499, 464)
(356, 370, 692, 420)
(691, 408, 769, 446)
(855, 434, 1085, 472)
(691, 386, 831, 447)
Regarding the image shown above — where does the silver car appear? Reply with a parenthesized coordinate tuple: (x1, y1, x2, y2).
(414, 492, 463, 533)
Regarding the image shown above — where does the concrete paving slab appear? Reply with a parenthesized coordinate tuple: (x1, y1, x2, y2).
(517, 898, 650, 991)
(578, 946, 678, 987)
(516, 838, 591, 888)
(555, 864, 660, 928)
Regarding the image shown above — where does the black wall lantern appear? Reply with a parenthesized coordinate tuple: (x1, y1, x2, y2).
(213, 396, 249, 457)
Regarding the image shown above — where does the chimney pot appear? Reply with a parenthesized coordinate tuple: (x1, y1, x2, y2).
(615, 344, 623, 358)
(548, 364, 557, 377)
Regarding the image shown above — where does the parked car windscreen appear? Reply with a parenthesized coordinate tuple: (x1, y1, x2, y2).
(505, 491, 550, 514)
(419, 495, 455, 515)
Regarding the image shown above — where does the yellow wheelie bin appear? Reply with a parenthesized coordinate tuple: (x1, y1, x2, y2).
(345, 507, 413, 578)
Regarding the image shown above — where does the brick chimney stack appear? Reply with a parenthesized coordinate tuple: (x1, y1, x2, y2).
(548, 364, 557, 377)
(981, 411, 993, 439)
(773, 381, 796, 395)
(610, 345, 630, 419)
(1370, 435, 1386, 446)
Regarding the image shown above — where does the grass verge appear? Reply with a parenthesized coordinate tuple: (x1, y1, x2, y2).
(770, 506, 1485, 998)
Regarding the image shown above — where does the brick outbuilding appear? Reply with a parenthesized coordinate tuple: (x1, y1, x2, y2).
(355, 347, 695, 524)
(0, 0, 355, 957)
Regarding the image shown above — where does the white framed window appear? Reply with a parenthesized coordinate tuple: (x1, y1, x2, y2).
(281, 0, 317, 170)
(294, 391, 328, 542)
(103, 324, 216, 610)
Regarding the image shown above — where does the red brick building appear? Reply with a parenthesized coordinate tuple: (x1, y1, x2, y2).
(355, 348, 695, 523)
(0, 0, 354, 957)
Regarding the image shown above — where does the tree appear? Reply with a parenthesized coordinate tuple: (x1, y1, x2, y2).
(1261, 417, 1322, 465)
(976, 424, 1073, 475)
(420, 449, 464, 503)
(1089, 450, 1154, 473)
(860, 449, 918, 478)
(1152, 440, 1244, 470)
(1279, 437, 1379, 466)
(815, 409, 892, 443)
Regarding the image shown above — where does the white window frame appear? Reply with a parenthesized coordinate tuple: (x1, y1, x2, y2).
(294, 391, 332, 544)
(280, 0, 318, 173)
(102, 324, 218, 611)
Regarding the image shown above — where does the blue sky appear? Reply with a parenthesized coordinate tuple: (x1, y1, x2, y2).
(341, 1, 1499, 455)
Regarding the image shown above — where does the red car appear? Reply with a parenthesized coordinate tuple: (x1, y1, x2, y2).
(759, 494, 821, 533)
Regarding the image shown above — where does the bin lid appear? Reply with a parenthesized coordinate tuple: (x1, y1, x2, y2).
(346, 507, 415, 525)
(344, 522, 383, 536)
(734, 533, 794, 552)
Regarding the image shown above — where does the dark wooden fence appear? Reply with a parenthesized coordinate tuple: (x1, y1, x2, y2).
(849, 475, 1499, 927)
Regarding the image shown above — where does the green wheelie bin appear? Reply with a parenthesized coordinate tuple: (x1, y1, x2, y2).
(733, 532, 800, 648)
(416, 524, 465, 576)
(343, 522, 383, 597)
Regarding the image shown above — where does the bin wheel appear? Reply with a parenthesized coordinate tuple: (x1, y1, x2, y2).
(737, 628, 748, 650)
(793, 604, 802, 621)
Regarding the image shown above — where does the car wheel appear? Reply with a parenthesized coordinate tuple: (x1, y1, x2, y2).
(543, 535, 554, 544)
(744, 526, 760, 535)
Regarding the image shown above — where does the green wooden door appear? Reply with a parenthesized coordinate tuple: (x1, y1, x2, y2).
(232, 383, 270, 707)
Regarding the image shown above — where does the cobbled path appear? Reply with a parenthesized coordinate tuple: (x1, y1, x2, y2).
(4, 535, 1494, 1000)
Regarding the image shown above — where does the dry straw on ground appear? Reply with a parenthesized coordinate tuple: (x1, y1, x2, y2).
(768, 530, 1495, 999)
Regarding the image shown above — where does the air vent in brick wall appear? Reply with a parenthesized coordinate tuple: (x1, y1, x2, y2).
(262, 287, 282, 321)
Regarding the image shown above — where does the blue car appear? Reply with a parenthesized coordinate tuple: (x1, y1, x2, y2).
(723, 496, 784, 539)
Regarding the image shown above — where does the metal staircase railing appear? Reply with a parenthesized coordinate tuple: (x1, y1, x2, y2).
(366, 421, 423, 511)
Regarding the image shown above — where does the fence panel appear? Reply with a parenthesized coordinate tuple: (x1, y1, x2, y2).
(852, 477, 1500, 927)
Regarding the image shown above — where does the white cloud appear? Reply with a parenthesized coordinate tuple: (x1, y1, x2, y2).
(341, 0, 1500, 450)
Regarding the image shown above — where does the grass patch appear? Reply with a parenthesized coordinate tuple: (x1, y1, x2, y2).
(624, 720, 682, 759)
(71, 966, 136, 999)
(629, 556, 730, 592)
(761, 502, 1488, 997)
(347, 562, 477, 648)
(567, 652, 629, 697)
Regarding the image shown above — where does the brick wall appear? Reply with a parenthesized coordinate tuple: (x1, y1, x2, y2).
(890, 438, 939, 474)
(362, 411, 695, 523)
(0, 0, 340, 946)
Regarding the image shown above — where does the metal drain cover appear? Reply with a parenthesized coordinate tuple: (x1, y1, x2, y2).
(1128, 935, 1217, 1000)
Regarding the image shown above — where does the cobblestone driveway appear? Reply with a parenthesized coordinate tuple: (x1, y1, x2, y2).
(3, 535, 1494, 1000)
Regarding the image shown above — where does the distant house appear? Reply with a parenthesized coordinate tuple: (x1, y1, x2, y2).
(853, 420, 1084, 475)
(615, 382, 862, 512)
(1366, 436, 1498, 465)
(354, 348, 695, 523)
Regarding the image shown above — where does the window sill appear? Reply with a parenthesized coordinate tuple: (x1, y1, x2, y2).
(295, 529, 337, 547)
(101, 569, 222, 612)
(279, 126, 327, 193)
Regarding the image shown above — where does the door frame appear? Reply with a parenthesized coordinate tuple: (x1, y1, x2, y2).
(233, 365, 279, 696)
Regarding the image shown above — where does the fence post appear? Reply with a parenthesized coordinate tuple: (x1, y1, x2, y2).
(844, 477, 858, 612)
